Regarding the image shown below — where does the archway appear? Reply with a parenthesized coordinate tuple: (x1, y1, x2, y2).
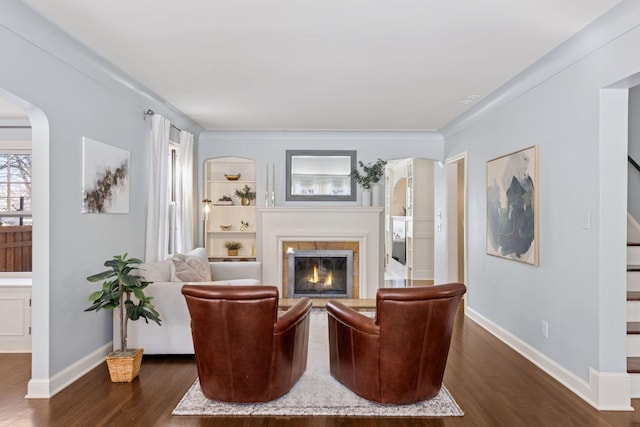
(0, 88, 51, 398)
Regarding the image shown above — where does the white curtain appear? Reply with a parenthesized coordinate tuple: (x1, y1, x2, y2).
(176, 130, 195, 253)
(145, 114, 170, 262)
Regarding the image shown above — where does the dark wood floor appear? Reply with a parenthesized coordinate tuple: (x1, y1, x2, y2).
(2, 306, 640, 427)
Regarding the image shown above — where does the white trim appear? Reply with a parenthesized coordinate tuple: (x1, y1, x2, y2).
(258, 207, 384, 299)
(466, 308, 632, 411)
(589, 368, 633, 411)
(200, 129, 444, 144)
(27, 106, 50, 399)
(26, 342, 112, 399)
(1, 1, 202, 133)
(0, 277, 31, 286)
(443, 152, 467, 287)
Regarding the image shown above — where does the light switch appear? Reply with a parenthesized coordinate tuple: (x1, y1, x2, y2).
(583, 212, 591, 230)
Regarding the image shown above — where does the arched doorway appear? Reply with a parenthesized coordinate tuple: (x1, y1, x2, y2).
(0, 88, 51, 398)
(0, 96, 32, 353)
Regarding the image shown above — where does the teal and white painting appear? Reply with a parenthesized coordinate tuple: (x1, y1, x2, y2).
(486, 146, 538, 266)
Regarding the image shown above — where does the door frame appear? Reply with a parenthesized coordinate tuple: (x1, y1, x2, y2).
(444, 152, 467, 292)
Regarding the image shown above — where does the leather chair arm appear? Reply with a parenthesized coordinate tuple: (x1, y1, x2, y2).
(275, 297, 312, 333)
(327, 300, 379, 336)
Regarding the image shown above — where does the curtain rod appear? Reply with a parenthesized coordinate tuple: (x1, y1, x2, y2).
(143, 109, 183, 132)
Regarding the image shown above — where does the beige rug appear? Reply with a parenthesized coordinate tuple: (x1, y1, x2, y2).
(172, 311, 464, 417)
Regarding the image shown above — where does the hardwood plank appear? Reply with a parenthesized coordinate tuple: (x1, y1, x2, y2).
(2, 306, 639, 426)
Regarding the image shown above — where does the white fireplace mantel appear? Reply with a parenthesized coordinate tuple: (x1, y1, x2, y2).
(257, 207, 384, 299)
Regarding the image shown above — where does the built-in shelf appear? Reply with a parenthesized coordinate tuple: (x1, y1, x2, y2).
(204, 157, 257, 260)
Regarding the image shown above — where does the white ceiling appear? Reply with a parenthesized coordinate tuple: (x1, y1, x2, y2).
(5, 0, 622, 130)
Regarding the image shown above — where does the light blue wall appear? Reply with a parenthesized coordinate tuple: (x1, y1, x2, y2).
(441, 1, 640, 381)
(197, 130, 443, 221)
(0, 0, 202, 381)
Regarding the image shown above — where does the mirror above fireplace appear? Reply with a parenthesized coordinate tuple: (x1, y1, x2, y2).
(285, 150, 357, 201)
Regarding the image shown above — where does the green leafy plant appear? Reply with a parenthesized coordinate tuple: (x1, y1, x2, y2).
(351, 159, 388, 190)
(224, 241, 243, 250)
(85, 253, 161, 354)
(234, 184, 256, 201)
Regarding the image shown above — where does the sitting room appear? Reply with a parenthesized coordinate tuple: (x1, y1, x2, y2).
(2, 1, 640, 425)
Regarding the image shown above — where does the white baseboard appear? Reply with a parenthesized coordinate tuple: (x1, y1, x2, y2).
(26, 342, 112, 399)
(465, 307, 633, 411)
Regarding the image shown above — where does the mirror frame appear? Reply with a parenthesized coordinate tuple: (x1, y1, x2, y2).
(285, 150, 357, 201)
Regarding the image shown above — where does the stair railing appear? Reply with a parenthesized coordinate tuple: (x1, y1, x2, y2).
(630, 155, 640, 173)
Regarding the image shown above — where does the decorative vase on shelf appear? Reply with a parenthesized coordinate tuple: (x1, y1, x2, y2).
(227, 249, 238, 256)
(241, 197, 250, 206)
(371, 184, 382, 207)
(361, 189, 372, 207)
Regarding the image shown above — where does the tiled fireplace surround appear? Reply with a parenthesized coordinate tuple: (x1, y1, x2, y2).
(258, 207, 384, 299)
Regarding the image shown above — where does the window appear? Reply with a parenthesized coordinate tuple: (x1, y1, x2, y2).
(0, 150, 31, 225)
(0, 148, 32, 273)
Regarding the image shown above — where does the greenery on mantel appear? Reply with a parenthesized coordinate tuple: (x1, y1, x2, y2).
(351, 159, 388, 190)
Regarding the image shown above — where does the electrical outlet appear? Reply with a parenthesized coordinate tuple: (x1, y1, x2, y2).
(541, 320, 549, 338)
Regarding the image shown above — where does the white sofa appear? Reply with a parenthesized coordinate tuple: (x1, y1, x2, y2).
(114, 250, 262, 354)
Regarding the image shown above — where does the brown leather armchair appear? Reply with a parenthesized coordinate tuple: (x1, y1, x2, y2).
(181, 284, 312, 403)
(327, 283, 466, 405)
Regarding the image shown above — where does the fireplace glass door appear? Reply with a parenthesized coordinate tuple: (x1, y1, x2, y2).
(288, 250, 353, 298)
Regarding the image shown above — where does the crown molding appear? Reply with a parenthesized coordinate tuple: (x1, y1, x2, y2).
(1, 0, 203, 134)
(440, 0, 640, 139)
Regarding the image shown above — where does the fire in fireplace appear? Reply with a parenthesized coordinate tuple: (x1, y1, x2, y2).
(287, 249, 353, 298)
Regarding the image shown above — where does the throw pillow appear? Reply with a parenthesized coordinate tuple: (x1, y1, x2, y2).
(135, 259, 172, 282)
(186, 247, 207, 260)
(171, 253, 211, 282)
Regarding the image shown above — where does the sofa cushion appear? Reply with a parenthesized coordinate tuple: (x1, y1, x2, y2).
(210, 261, 262, 282)
(171, 253, 211, 282)
(186, 247, 207, 260)
(137, 259, 172, 282)
(210, 279, 261, 285)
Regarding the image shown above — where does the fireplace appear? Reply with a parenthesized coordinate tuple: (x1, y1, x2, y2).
(288, 249, 353, 298)
(260, 207, 383, 299)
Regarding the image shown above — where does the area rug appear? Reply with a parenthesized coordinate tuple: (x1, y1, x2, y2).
(172, 311, 464, 417)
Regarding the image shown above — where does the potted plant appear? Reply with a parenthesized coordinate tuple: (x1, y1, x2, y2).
(224, 240, 243, 256)
(351, 159, 387, 190)
(85, 253, 161, 382)
(234, 184, 256, 206)
(351, 159, 387, 206)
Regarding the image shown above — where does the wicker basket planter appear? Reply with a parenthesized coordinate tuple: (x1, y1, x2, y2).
(106, 348, 143, 383)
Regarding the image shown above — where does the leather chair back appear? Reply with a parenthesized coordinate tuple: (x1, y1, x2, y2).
(328, 283, 466, 404)
(182, 284, 312, 403)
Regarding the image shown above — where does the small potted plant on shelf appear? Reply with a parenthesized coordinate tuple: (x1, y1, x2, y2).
(234, 184, 256, 206)
(85, 253, 161, 383)
(224, 241, 243, 256)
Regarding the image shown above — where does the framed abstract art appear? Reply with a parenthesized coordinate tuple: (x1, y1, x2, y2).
(486, 145, 538, 266)
(82, 137, 130, 214)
